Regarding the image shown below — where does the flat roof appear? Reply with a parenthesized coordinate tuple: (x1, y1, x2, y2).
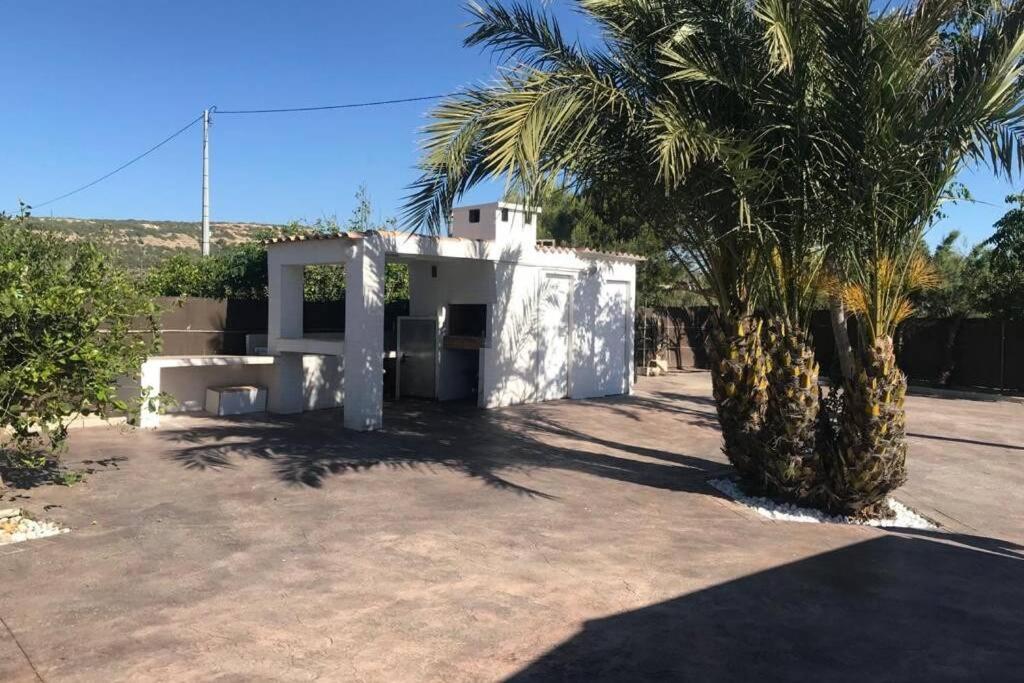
(264, 230, 644, 262)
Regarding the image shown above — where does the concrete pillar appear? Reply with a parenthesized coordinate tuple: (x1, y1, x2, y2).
(268, 354, 305, 414)
(268, 264, 304, 349)
(343, 237, 386, 430)
(267, 263, 306, 414)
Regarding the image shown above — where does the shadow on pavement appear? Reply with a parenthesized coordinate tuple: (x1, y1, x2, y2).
(158, 398, 728, 499)
(507, 531, 1024, 682)
(908, 432, 1024, 452)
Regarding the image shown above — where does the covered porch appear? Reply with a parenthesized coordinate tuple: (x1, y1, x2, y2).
(266, 229, 504, 431)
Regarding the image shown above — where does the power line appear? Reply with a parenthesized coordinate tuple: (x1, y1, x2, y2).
(27, 92, 457, 210)
(30, 113, 205, 209)
(216, 93, 452, 114)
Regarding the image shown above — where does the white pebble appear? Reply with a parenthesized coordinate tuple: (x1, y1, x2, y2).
(0, 511, 70, 545)
(708, 478, 936, 529)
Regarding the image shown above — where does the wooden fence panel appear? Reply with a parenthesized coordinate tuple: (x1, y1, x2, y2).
(635, 306, 1022, 393)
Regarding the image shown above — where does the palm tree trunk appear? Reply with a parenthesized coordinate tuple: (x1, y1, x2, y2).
(707, 313, 769, 489)
(762, 318, 823, 503)
(829, 296, 855, 382)
(826, 336, 908, 518)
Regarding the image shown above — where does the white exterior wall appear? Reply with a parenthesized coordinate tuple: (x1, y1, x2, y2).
(451, 202, 539, 255)
(480, 262, 543, 407)
(569, 262, 636, 400)
(260, 209, 637, 430)
(479, 258, 637, 409)
(408, 259, 497, 317)
(301, 355, 344, 410)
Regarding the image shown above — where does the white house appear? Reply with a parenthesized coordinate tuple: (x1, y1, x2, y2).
(139, 201, 640, 430)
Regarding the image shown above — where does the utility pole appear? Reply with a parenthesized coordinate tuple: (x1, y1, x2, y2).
(201, 107, 211, 256)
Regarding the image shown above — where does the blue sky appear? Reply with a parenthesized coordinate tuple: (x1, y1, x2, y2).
(1, 0, 1018, 248)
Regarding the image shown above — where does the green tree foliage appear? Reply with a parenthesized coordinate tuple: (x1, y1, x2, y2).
(145, 186, 410, 303)
(979, 194, 1024, 320)
(917, 194, 1024, 322)
(145, 242, 269, 300)
(532, 187, 690, 306)
(916, 231, 988, 318)
(0, 213, 160, 479)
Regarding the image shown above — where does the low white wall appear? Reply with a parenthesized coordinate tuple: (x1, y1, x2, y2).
(133, 355, 343, 418)
(159, 365, 276, 413)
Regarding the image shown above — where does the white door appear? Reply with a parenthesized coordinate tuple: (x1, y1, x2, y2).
(538, 275, 572, 400)
(599, 282, 629, 395)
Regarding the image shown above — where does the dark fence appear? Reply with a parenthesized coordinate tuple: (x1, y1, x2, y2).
(635, 306, 713, 370)
(151, 297, 409, 356)
(151, 298, 1021, 392)
(637, 306, 1024, 394)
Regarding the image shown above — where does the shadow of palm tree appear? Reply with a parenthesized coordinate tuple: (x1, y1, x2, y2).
(159, 397, 728, 500)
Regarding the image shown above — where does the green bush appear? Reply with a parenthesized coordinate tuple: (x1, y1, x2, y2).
(0, 214, 160, 481)
(145, 237, 410, 303)
(145, 187, 411, 304)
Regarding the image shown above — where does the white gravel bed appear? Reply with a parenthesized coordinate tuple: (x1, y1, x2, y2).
(0, 508, 70, 545)
(708, 478, 936, 529)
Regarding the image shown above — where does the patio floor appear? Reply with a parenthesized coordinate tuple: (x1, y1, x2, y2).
(1, 372, 1022, 681)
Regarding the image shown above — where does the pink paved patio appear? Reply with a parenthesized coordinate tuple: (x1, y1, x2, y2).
(1, 372, 1021, 681)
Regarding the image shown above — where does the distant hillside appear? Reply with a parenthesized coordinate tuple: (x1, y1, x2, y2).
(26, 217, 283, 270)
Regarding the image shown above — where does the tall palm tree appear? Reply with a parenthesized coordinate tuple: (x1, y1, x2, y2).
(405, 0, 840, 499)
(812, 0, 1024, 515)
(403, 0, 1024, 515)
(404, 0, 782, 485)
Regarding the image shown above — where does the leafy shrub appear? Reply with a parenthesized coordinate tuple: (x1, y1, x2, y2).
(145, 232, 410, 303)
(145, 186, 411, 304)
(146, 243, 271, 300)
(0, 214, 160, 482)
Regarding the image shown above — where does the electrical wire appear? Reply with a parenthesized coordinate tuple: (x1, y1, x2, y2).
(28, 92, 458, 209)
(30, 113, 206, 209)
(215, 93, 452, 114)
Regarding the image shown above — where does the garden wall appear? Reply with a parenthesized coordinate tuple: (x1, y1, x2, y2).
(637, 307, 1024, 394)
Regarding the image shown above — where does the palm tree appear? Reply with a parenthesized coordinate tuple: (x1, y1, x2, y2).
(811, 0, 1024, 515)
(403, 0, 1024, 515)
(404, 0, 782, 485)
(405, 0, 839, 499)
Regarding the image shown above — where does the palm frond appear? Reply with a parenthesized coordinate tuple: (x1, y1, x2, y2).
(465, 0, 592, 71)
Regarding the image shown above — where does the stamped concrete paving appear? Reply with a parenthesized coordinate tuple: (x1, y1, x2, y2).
(1, 372, 1021, 681)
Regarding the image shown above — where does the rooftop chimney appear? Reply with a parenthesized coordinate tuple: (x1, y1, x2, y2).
(450, 202, 540, 252)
